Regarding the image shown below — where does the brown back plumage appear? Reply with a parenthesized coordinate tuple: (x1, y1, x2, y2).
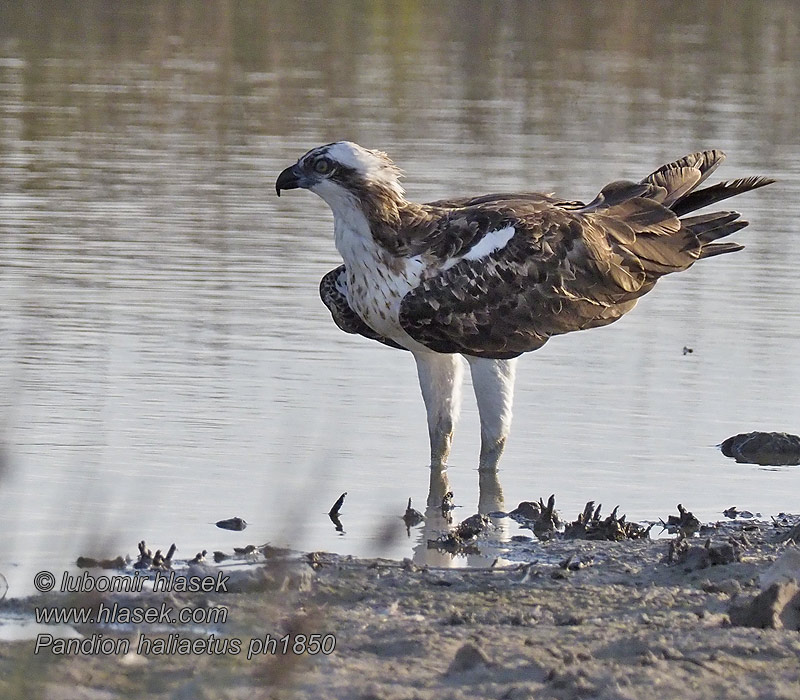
(320, 149, 774, 359)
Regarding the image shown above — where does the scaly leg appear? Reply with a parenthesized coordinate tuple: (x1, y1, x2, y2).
(413, 351, 464, 470)
(465, 356, 518, 472)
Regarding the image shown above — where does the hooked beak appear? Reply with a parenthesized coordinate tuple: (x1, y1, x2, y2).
(275, 165, 302, 197)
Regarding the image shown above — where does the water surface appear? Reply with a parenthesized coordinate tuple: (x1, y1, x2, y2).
(1, 0, 799, 594)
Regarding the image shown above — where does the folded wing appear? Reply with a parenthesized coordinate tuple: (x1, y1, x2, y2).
(398, 150, 773, 359)
(320, 266, 409, 351)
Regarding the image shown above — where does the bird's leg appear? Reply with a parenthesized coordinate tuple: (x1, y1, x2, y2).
(478, 467, 504, 514)
(413, 351, 464, 471)
(466, 356, 518, 472)
(426, 462, 451, 510)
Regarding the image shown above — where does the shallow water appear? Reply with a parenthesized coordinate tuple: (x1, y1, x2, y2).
(1, 0, 799, 594)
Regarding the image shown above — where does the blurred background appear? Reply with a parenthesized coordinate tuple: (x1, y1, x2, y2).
(1, 0, 799, 592)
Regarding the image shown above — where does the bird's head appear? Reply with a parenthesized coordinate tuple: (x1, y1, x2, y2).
(276, 141, 405, 216)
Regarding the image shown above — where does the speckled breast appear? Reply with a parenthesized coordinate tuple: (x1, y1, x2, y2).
(344, 255, 425, 349)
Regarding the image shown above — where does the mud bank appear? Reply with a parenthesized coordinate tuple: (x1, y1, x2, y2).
(2, 516, 800, 700)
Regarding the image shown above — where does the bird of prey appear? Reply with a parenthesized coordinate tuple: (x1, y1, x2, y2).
(276, 142, 773, 473)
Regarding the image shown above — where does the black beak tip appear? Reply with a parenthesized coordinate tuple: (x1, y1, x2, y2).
(275, 165, 301, 197)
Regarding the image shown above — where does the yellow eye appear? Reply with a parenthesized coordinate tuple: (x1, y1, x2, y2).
(314, 158, 332, 174)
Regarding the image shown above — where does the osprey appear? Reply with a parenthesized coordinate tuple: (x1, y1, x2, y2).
(276, 142, 773, 473)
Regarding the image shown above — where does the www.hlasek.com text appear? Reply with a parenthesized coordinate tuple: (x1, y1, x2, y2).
(36, 601, 228, 626)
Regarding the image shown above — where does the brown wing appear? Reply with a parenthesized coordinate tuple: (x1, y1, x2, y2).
(399, 203, 652, 359)
(320, 266, 409, 351)
(399, 150, 773, 359)
(427, 192, 585, 209)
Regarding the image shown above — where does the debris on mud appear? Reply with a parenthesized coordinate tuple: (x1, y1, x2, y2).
(261, 544, 293, 559)
(153, 544, 176, 570)
(723, 506, 756, 519)
(402, 498, 424, 531)
(509, 496, 649, 541)
(428, 513, 490, 554)
(780, 522, 800, 544)
(558, 552, 595, 571)
(76, 555, 126, 570)
(7, 516, 800, 700)
(667, 536, 740, 571)
(132, 540, 153, 569)
(720, 431, 800, 466)
(189, 549, 207, 564)
(660, 503, 700, 537)
(124, 541, 177, 571)
(509, 494, 561, 539)
(564, 501, 652, 541)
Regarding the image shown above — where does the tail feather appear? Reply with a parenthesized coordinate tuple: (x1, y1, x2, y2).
(680, 210, 750, 258)
(681, 211, 747, 244)
(672, 176, 775, 216)
(640, 151, 774, 262)
(583, 151, 772, 268)
(641, 150, 726, 207)
(699, 242, 745, 259)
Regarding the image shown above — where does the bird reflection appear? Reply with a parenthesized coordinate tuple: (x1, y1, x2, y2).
(411, 465, 507, 567)
(328, 491, 347, 533)
(328, 512, 344, 533)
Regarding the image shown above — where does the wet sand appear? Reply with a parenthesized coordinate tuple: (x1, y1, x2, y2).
(2, 516, 800, 700)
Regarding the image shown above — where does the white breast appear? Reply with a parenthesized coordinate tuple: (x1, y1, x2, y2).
(332, 211, 426, 349)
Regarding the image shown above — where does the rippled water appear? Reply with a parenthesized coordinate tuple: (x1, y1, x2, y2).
(1, 0, 799, 592)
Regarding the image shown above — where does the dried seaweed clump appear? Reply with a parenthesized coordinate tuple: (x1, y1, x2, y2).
(402, 498, 424, 529)
(667, 536, 741, 570)
(508, 495, 561, 539)
(660, 504, 700, 537)
(428, 514, 490, 554)
(564, 501, 652, 541)
(76, 555, 126, 570)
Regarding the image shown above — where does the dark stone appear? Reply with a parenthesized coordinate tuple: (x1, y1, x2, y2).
(215, 516, 248, 531)
(720, 432, 800, 466)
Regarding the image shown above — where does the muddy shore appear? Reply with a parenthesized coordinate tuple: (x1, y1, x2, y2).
(2, 516, 800, 700)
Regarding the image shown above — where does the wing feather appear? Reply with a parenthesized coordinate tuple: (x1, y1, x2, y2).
(320, 266, 409, 351)
(399, 203, 660, 359)
(398, 173, 745, 358)
(320, 150, 772, 360)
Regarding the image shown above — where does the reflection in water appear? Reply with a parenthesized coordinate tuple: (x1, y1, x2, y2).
(1, 1, 800, 583)
(411, 464, 508, 568)
(328, 513, 344, 534)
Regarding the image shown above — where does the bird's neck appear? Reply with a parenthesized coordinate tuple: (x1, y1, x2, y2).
(330, 186, 416, 258)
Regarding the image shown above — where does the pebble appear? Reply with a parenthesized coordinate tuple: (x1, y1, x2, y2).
(446, 642, 492, 674)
